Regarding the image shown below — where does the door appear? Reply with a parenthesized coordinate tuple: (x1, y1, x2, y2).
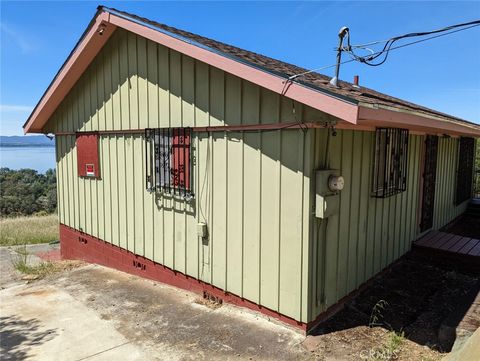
(420, 135, 438, 232)
(455, 137, 475, 205)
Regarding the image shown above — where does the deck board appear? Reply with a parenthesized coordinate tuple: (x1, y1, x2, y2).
(468, 242, 480, 256)
(416, 231, 440, 246)
(439, 235, 463, 251)
(449, 237, 473, 253)
(433, 233, 456, 248)
(459, 239, 480, 254)
(414, 231, 480, 259)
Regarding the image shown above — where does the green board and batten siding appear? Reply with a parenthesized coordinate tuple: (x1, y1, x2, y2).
(307, 132, 468, 316)
(48, 28, 469, 324)
(433, 137, 469, 229)
(309, 130, 423, 316)
(49, 28, 315, 322)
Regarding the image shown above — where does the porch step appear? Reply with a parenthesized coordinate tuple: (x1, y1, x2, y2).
(414, 231, 480, 259)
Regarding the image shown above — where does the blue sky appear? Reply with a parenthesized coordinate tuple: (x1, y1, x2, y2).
(1, 1, 479, 135)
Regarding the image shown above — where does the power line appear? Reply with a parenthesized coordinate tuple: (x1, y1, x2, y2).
(349, 19, 480, 49)
(288, 19, 480, 81)
(344, 20, 480, 66)
(288, 58, 356, 81)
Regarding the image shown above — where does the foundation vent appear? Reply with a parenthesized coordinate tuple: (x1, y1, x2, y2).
(132, 260, 146, 271)
(203, 291, 223, 306)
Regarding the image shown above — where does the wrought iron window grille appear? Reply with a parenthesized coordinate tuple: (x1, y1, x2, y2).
(145, 128, 194, 200)
(372, 128, 409, 198)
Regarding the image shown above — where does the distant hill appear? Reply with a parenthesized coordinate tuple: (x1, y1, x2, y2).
(0, 135, 55, 147)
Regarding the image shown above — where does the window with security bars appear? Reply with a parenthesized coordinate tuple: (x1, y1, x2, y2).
(455, 137, 475, 205)
(372, 128, 409, 198)
(145, 128, 193, 198)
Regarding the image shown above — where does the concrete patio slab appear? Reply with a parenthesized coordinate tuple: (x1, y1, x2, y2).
(0, 282, 146, 361)
(0, 264, 306, 361)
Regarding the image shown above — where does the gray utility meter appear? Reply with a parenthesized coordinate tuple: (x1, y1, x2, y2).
(315, 170, 344, 219)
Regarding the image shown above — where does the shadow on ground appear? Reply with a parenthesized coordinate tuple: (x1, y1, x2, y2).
(444, 214, 480, 239)
(311, 250, 480, 353)
(0, 315, 57, 361)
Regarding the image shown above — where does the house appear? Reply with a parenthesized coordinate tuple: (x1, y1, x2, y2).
(24, 6, 480, 333)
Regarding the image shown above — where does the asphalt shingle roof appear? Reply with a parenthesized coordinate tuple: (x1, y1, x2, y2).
(105, 6, 476, 126)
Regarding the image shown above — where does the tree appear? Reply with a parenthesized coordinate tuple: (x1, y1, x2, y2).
(0, 168, 57, 217)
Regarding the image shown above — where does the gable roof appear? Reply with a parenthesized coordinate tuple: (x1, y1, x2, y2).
(24, 6, 480, 137)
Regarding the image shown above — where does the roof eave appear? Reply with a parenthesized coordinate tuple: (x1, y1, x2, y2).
(23, 11, 117, 134)
(357, 103, 480, 137)
(24, 8, 479, 137)
(24, 9, 361, 134)
(105, 10, 360, 123)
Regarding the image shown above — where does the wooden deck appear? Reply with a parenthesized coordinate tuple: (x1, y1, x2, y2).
(415, 231, 480, 257)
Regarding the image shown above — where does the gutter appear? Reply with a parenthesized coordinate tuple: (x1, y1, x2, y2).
(359, 102, 480, 129)
(357, 102, 480, 137)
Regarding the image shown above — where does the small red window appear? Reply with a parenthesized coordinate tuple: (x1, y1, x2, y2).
(76, 133, 100, 178)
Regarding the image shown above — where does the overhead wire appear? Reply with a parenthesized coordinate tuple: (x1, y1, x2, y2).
(287, 60, 353, 81)
(343, 20, 480, 66)
(287, 19, 480, 80)
(349, 19, 480, 49)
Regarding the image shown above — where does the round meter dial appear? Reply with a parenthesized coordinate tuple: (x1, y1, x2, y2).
(328, 175, 345, 192)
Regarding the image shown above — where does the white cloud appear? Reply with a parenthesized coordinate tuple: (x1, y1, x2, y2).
(0, 22, 35, 54)
(0, 104, 33, 112)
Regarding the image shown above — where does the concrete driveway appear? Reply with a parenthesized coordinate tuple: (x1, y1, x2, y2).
(0, 253, 309, 361)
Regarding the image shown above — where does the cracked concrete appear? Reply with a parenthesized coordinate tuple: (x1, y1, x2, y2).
(0, 263, 308, 360)
(2, 245, 477, 360)
(1, 281, 146, 361)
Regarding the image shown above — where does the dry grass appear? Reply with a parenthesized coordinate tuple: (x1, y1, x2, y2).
(15, 259, 83, 280)
(12, 244, 82, 279)
(0, 214, 58, 246)
(368, 330, 405, 361)
(194, 296, 223, 310)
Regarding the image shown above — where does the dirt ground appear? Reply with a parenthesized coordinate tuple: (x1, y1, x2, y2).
(306, 211, 480, 360)
(306, 251, 479, 361)
(1, 244, 479, 360)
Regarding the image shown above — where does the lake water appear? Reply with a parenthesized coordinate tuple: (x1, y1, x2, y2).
(0, 146, 56, 173)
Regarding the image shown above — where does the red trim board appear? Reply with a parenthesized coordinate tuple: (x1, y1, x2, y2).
(56, 122, 430, 136)
(59, 223, 414, 334)
(59, 224, 307, 331)
(357, 107, 480, 137)
(24, 9, 480, 136)
(24, 13, 116, 133)
(23, 10, 357, 134)
(106, 13, 359, 125)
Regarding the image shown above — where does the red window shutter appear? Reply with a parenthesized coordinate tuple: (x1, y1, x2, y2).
(171, 129, 190, 190)
(76, 133, 100, 178)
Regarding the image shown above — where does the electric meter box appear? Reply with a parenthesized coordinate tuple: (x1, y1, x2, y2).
(315, 169, 341, 219)
(197, 222, 208, 238)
